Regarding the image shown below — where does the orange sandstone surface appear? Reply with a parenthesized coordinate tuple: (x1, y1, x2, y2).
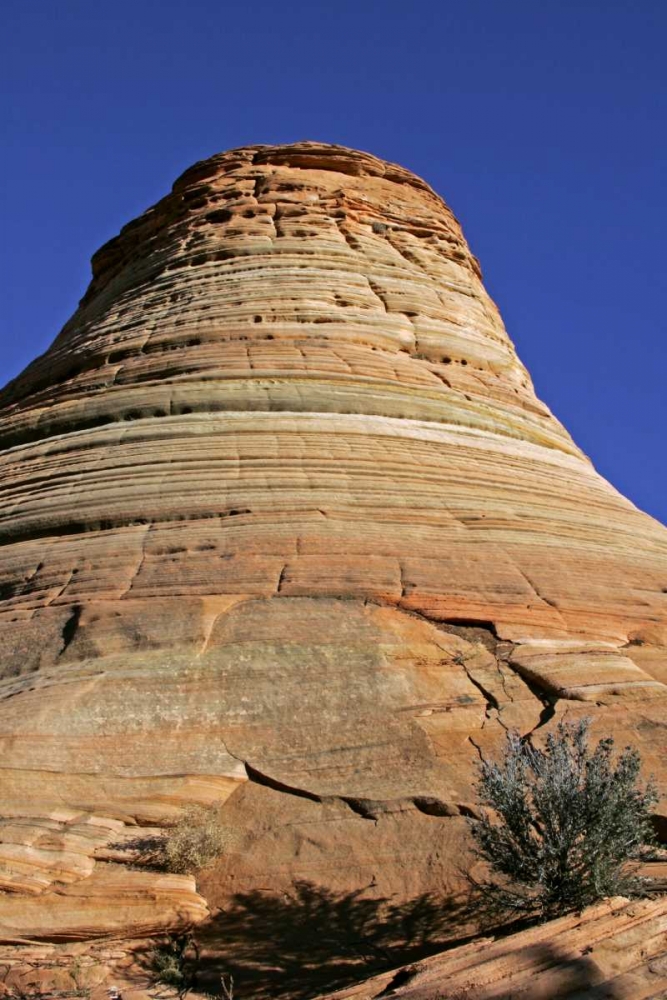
(316, 896, 667, 1000)
(0, 142, 665, 997)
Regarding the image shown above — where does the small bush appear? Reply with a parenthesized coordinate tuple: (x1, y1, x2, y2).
(158, 804, 227, 875)
(151, 936, 192, 990)
(467, 718, 657, 922)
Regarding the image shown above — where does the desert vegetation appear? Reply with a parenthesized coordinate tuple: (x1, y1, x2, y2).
(150, 934, 194, 991)
(124, 804, 228, 875)
(157, 804, 228, 874)
(467, 718, 658, 921)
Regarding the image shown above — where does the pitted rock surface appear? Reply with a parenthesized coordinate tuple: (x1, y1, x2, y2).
(0, 142, 665, 991)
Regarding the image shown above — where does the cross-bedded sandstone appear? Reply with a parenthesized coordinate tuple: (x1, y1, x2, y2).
(0, 142, 665, 994)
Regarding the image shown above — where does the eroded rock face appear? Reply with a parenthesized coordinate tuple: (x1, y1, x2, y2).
(0, 142, 665, 987)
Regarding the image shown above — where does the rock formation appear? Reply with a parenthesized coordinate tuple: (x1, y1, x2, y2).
(316, 896, 667, 1000)
(0, 141, 665, 994)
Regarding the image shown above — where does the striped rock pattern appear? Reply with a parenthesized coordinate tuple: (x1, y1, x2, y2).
(0, 143, 665, 980)
(316, 896, 667, 1000)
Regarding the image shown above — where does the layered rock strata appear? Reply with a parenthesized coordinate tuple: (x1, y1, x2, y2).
(317, 896, 667, 1000)
(0, 142, 665, 985)
(3, 895, 666, 1000)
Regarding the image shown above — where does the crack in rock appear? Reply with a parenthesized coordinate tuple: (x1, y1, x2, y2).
(458, 659, 500, 712)
(244, 762, 474, 822)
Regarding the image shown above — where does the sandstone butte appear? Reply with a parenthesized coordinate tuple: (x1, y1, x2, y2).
(0, 142, 666, 1000)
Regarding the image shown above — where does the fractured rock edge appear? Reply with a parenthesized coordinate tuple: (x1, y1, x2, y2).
(1, 607, 663, 948)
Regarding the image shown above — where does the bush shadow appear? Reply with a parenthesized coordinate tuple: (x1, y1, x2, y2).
(192, 880, 474, 999)
(108, 833, 168, 871)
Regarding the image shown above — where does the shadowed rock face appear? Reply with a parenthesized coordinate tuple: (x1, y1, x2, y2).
(313, 896, 667, 1000)
(0, 142, 666, 984)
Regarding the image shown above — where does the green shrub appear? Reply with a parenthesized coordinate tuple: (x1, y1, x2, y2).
(150, 936, 191, 990)
(468, 718, 657, 921)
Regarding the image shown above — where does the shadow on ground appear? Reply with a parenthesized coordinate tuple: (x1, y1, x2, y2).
(188, 880, 473, 1000)
(132, 883, 637, 1000)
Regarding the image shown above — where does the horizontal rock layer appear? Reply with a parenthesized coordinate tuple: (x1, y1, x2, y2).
(0, 142, 665, 989)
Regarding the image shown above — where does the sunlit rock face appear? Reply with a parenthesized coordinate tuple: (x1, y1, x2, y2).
(0, 142, 665, 967)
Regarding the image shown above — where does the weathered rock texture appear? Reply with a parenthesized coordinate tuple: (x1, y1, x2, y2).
(0, 142, 666, 992)
(3, 895, 666, 1000)
(316, 896, 667, 1000)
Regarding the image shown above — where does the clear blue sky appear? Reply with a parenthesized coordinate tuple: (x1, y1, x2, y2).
(2, 1, 665, 523)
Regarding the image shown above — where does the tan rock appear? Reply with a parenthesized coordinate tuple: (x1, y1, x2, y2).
(0, 142, 665, 990)
(0, 865, 208, 941)
(315, 896, 667, 1000)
